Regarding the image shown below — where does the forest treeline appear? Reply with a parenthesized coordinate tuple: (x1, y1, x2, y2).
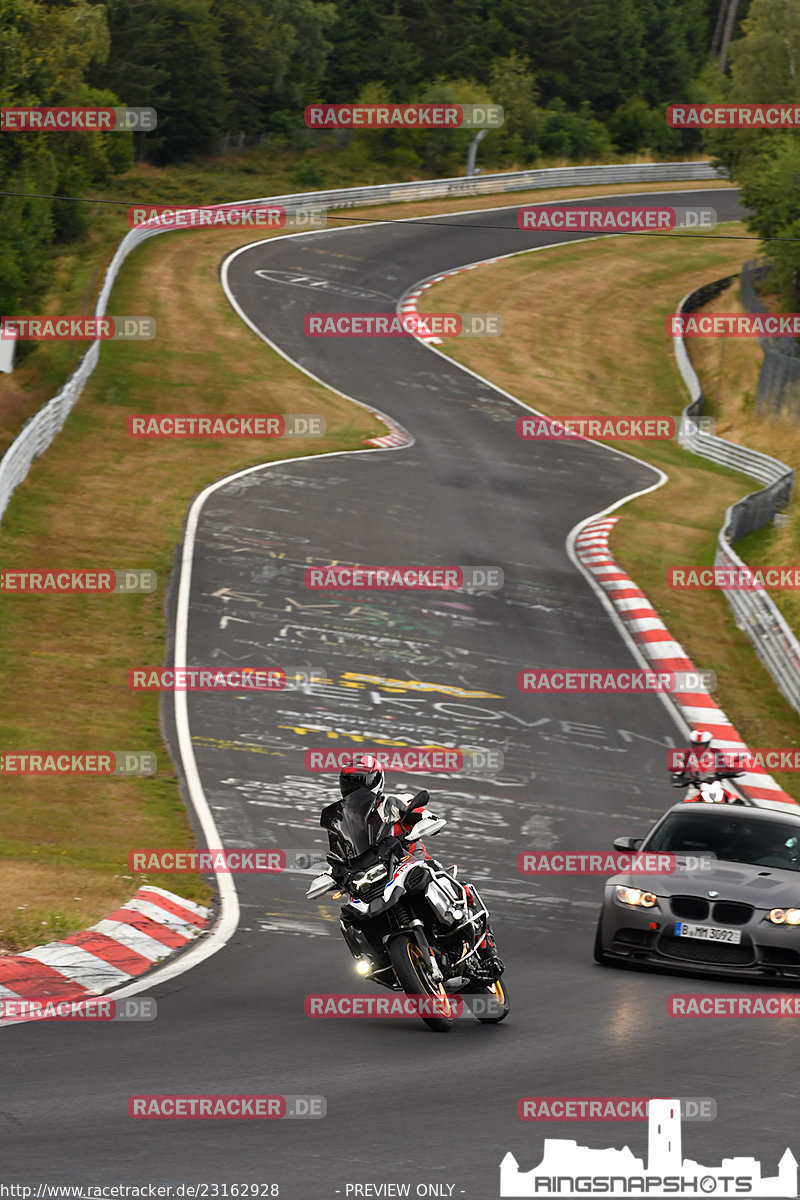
(2, 0, 800, 312)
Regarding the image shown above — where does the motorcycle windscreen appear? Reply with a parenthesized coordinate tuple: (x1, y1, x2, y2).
(322, 786, 388, 861)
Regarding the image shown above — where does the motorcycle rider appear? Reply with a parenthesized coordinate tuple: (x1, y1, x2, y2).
(670, 728, 717, 784)
(324, 753, 504, 980)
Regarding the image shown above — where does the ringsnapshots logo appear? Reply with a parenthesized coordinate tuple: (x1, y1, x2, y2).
(128, 204, 326, 230)
(305, 103, 503, 128)
(500, 1098, 798, 1197)
(305, 565, 503, 591)
(127, 414, 324, 438)
(0, 317, 154, 341)
(305, 746, 504, 774)
(0, 751, 156, 776)
(517, 415, 716, 441)
(0, 569, 156, 593)
(303, 313, 502, 337)
(518, 669, 716, 694)
(517, 205, 716, 232)
(1, 106, 156, 131)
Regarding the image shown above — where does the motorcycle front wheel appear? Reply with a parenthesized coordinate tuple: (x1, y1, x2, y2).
(389, 934, 455, 1033)
(469, 977, 510, 1023)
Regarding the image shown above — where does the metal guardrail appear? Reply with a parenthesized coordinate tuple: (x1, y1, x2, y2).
(674, 279, 800, 715)
(0, 159, 724, 528)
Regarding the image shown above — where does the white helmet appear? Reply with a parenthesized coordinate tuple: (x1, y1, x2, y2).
(690, 729, 713, 749)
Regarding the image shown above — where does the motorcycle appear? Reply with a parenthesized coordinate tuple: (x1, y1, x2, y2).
(671, 766, 745, 804)
(306, 785, 509, 1032)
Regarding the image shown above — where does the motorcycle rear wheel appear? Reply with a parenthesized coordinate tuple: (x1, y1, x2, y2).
(388, 934, 455, 1032)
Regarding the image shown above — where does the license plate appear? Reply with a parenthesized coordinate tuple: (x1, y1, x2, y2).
(674, 921, 742, 944)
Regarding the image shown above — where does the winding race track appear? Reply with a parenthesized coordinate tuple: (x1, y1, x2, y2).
(6, 187, 792, 1195)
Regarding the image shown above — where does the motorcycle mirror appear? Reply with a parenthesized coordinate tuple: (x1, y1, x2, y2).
(412, 816, 446, 840)
(306, 872, 336, 899)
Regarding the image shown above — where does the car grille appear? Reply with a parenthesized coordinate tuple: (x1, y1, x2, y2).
(658, 934, 755, 966)
(712, 901, 753, 925)
(669, 897, 754, 925)
(670, 896, 709, 921)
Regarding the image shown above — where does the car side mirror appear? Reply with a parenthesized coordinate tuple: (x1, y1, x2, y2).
(613, 836, 642, 851)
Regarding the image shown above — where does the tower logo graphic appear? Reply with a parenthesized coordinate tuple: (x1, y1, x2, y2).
(500, 1098, 797, 1197)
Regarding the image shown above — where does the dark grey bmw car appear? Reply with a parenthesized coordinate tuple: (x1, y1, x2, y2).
(594, 799, 800, 979)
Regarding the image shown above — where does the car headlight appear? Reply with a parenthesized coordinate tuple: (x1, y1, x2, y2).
(768, 907, 800, 925)
(615, 885, 658, 909)
(351, 863, 388, 891)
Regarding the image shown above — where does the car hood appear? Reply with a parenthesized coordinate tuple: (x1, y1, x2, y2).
(612, 858, 800, 907)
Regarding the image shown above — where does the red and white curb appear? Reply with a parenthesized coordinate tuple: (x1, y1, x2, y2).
(574, 517, 794, 806)
(399, 263, 488, 346)
(0, 886, 209, 1010)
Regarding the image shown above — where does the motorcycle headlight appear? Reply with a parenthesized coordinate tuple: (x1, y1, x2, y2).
(615, 886, 658, 909)
(769, 908, 800, 925)
(351, 863, 388, 891)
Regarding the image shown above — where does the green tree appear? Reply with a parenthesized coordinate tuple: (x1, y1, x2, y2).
(0, 0, 127, 314)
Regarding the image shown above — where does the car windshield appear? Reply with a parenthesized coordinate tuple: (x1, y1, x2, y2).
(644, 813, 800, 871)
